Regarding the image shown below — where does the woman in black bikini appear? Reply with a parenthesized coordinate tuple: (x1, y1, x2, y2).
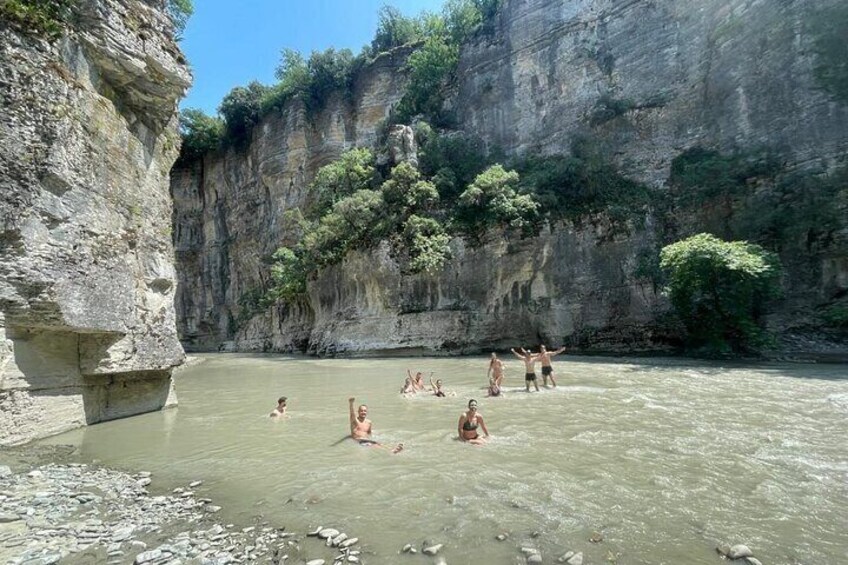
(458, 399, 490, 445)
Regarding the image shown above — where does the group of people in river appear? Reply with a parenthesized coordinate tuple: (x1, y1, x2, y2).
(270, 345, 568, 452)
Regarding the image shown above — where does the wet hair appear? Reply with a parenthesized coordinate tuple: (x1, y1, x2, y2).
(468, 399, 478, 409)
(358, 404, 368, 411)
(277, 396, 287, 404)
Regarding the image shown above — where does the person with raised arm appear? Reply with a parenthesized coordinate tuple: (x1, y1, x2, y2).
(511, 347, 540, 392)
(269, 396, 289, 418)
(536, 344, 566, 387)
(348, 397, 403, 453)
(458, 399, 490, 445)
(429, 375, 447, 397)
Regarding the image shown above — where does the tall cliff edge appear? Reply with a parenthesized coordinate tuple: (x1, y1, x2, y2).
(0, 0, 191, 445)
(172, 0, 848, 357)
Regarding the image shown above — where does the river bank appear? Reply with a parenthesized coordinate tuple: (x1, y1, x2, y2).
(0, 447, 365, 565)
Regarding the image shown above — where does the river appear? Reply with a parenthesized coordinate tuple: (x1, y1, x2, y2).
(40, 354, 848, 564)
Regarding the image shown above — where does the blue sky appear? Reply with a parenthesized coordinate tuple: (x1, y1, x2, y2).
(179, 0, 444, 114)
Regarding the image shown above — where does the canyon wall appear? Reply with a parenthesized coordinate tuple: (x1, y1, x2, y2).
(172, 0, 848, 356)
(0, 0, 190, 444)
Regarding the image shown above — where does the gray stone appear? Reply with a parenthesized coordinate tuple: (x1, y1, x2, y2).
(745, 558, 763, 565)
(0, 513, 21, 523)
(318, 528, 339, 539)
(135, 549, 163, 564)
(423, 544, 444, 555)
(0, 465, 11, 478)
(306, 561, 325, 565)
(339, 538, 358, 548)
(558, 551, 574, 562)
(729, 545, 754, 559)
(566, 552, 583, 565)
(527, 555, 543, 564)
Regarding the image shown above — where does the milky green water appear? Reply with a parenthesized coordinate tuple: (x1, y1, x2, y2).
(42, 354, 848, 565)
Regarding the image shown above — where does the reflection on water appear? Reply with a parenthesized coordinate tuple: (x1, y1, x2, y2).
(42, 355, 848, 564)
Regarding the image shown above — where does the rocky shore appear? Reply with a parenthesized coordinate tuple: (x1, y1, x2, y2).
(0, 463, 363, 565)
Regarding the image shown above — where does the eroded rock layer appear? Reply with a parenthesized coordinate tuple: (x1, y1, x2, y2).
(172, 0, 848, 356)
(0, 0, 190, 444)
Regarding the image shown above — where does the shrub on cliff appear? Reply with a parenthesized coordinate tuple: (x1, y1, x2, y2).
(309, 148, 379, 218)
(660, 233, 782, 354)
(167, 0, 193, 37)
(177, 108, 224, 164)
(269, 247, 307, 302)
(219, 81, 270, 147)
(403, 215, 452, 274)
(457, 164, 539, 236)
(262, 48, 361, 114)
(1, 0, 74, 39)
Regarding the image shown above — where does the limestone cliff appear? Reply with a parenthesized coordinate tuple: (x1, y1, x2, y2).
(0, 0, 190, 445)
(172, 0, 848, 356)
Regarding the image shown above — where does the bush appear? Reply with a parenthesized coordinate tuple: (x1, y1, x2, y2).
(177, 108, 224, 164)
(308, 148, 378, 218)
(218, 81, 270, 147)
(457, 164, 538, 235)
(1, 0, 74, 39)
(417, 130, 491, 202)
(821, 304, 848, 329)
(403, 215, 452, 273)
(302, 189, 387, 266)
(590, 95, 636, 126)
(268, 247, 307, 302)
(381, 161, 439, 214)
(516, 139, 653, 223)
(660, 233, 782, 354)
(669, 146, 779, 205)
(371, 6, 425, 53)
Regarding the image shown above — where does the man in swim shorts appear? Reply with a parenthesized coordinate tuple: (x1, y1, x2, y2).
(535, 344, 566, 387)
(511, 347, 540, 392)
(348, 397, 403, 453)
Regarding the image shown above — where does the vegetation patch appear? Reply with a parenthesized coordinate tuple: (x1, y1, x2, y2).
(1, 0, 74, 39)
(660, 233, 782, 355)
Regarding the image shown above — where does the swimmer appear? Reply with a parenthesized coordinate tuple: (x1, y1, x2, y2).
(487, 352, 505, 387)
(400, 377, 416, 394)
(408, 370, 426, 391)
(511, 347, 540, 392)
(535, 344, 566, 387)
(269, 396, 288, 418)
(348, 397, 403, 453)
(429, 376, 447, 397)
(458, 399, 490, 445)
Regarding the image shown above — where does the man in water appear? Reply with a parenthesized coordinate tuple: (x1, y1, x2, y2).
(537, 344, 566, 387)
(269, 396, 288, 418)
(348, 397, 403, 453)
(511, 347, 540, 392)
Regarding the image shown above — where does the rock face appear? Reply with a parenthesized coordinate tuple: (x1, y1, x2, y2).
(172, 0, 848, 355)
(0, 0, 190, 445)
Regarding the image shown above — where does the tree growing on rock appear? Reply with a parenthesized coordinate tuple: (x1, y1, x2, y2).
(457, 164, 538, 236)
(659, 233, 782, 354)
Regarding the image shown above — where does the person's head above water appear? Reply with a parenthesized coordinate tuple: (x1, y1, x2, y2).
(540, 344, 547, 352)
(277, 396, 287, 406)
(468, 399, 478, 410)
(436, 379, 443, 386)
(358, 404, 368, 419)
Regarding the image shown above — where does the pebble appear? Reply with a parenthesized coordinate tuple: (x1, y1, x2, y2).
(729, 545, 753, 559)
(402, 544, 412, 553)
(340, 537, 358, 548)
(332, 533, 348, 546)
(589, 531, 604, 543)
(189, 481, 203, 488)
(527, 554, 543, 564)
(521, 547, 539, 556)
(745, 558, 763, 565)
(134, 549, 163, 563)
(306, 560, 325, 565)
(566, 552, 583, 565)
(423, 543, 443, 555)
(0, 513, 21, 523)
(558, 551, 574, 562)
(0, 466, 12, 478)
(318, 528, 340, 539)
(136, 478, 152, 487)
(308, 527, 324, 537)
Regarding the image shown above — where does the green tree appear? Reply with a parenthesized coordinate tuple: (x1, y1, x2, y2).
(177, 108, 223, 163)
(309, 148, 377, 218)
(371, 6, 424, 52)
(659, 233, 781, 354)
(303, 189, 387, 266)
(218, 81, 270, 146)
(457, 164, 538, 234)
(381, 161, 439, 214)
(268, 247, 307, 302)
(403, 215, 452, 273)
